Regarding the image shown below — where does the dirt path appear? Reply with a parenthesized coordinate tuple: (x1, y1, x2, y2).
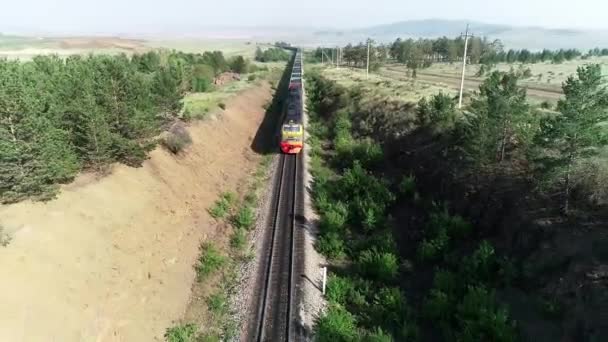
(0, 83, 273, 342)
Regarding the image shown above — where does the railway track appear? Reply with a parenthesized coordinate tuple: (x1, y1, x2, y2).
(252, 154, 298, 342)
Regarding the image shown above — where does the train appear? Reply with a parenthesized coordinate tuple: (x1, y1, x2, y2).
(280, 50, 304, 154)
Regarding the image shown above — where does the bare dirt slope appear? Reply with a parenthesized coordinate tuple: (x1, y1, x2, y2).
(0, 83, 273, 342)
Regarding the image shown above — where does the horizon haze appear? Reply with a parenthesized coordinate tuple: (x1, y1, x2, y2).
(1, 0, 607, 36)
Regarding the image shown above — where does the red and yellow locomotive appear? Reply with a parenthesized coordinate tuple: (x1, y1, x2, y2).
(280, 50, 304, 154)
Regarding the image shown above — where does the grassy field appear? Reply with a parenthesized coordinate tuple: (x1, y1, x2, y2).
(184, 62, 285, 118)
(319, 66, 458, 103)
(401, 56, 608, 88)
(146, 39, 269, 58)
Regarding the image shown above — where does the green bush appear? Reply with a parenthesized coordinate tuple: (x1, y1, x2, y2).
(165, 323, 197, 342)
(231, 228, 247, 251)
(456, 286, 517, 342)
(315, 305, 357, 342)
(423, 288, 452, 321)
(319, 202, 348, 233)
(218, 102, 226, 110)
(232, 205, 255, 230)
(370, 287, 408, 326)
(363, 327, 393, 342)
(418, 228, 449, 261)
(428, 206, 472, 239)
(207, 292, 228, 317)
(398, 174, 416, 197)
(433, 269, 460, 295)
(317, 231, 347, 259)
(461, 241, 497, 283)
(326, 275, 355, 305)
(351, 139, 384, 169)
(337, 162, 395, 231)
(248, 74, 256, 81)
(357, 248, 399, 282)
(540, 101, 552, 110)
(195, 243, 226, 281)
(208, 192, 236, 219)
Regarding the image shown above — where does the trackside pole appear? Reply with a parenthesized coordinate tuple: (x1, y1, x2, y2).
(322, 266, 327, 295)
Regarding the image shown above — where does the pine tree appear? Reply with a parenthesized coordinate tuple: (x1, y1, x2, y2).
(535, 64, 608, 213)
(464, 71, 530, 165)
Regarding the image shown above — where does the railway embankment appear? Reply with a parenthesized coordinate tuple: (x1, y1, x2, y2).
(0, 80, 276, 342)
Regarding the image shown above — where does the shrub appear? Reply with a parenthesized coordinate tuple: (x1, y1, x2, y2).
(423, 288, 451, 321)
(163, 122, 192, 154)
(370, 287, 408, 326)
(357, 248, 399, 282)
(207, 292, 228, 317)
(315, 304, 357, 342)
(418, 228, 449, 261)
(208, 192, 237, 219)
(319, 202, 348, 233)
(398, 174, 416, 197)
(195, 243, 226, 281)
(363, 327, 393, 342)
(317, 231, 346, 259)
(248, 74, 256, 81)
(218, 102, 226, 110)
(433, 269, 459, 295)
(231, 228, 247, 250)
(428, 205, 472, 239)
(165, 323, 197, 342)
(350, 139, 384, 169)
(416, 92, 457, 131)
(540, 100, 552, 110)
(456, 285, 517, 342)
(232, 205, 255, 230)
(326, 275, 355, 305)
(461, 241, 497, 283)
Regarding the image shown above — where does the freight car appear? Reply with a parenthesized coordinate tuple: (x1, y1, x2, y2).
(280, 49, 304, 154)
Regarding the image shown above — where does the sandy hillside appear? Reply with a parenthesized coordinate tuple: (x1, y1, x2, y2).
(0, 83, 273, 342)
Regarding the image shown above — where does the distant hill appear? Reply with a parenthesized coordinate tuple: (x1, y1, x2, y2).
(311, 19, 608, 50)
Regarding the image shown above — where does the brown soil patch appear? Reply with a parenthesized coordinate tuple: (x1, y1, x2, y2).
(0, 82, 273, 342)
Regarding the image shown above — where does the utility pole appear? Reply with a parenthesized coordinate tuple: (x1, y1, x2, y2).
(335, 47, 338, 68)
(331, 48, 335, 67)
(458, 24, 473, 109)
(366, 39, 371, 79)
(337, 47, 341, 69)
(321, 49, 332, 65)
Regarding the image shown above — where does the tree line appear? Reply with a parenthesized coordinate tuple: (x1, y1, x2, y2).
(305, 62, 608, 340)
(254, 47, 290, 62)
(306, 72, 518, 341)
(312, 41, 389, 71)
(314, 36, 608, 75)
(0, 50, 253, 203)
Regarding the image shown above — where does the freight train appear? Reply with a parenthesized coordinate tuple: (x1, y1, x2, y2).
(280, 50, 304, 154)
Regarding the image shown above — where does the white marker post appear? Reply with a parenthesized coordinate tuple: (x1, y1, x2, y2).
(322, 266, 327, 295)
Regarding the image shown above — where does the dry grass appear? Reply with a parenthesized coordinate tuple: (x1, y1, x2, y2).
(406, 56, 608, 89)
(318, 66, 458, 103)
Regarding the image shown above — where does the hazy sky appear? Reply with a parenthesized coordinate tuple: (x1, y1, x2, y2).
(1, 0, 607, 34)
